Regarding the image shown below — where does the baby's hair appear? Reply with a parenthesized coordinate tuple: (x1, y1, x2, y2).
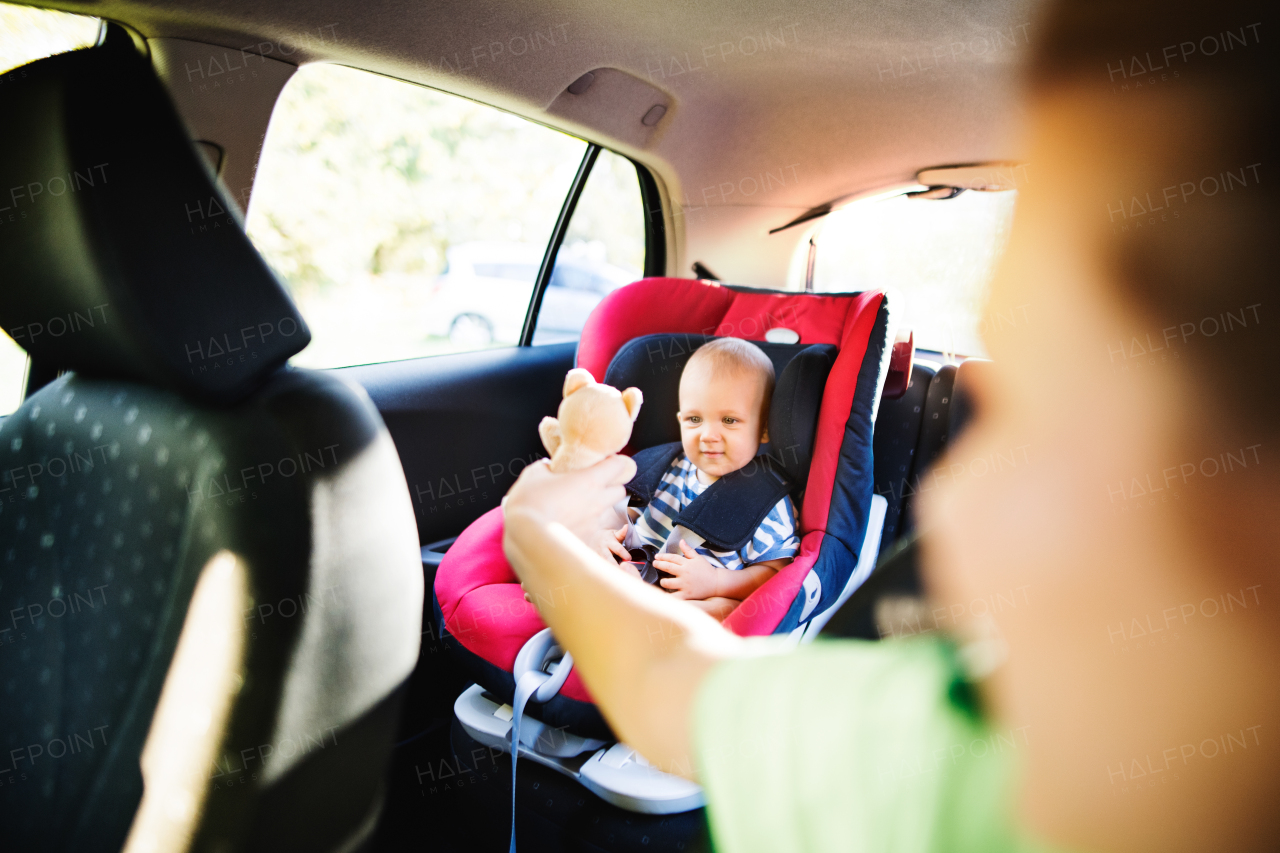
(684, 337, 776, 425)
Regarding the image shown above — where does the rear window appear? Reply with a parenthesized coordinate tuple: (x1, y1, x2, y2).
(807, 190, 1017, 357)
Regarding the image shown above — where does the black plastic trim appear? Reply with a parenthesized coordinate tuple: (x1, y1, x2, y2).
(634, 159, 667, 277)
(519, 144, 600, 346)
(768, 202, 834, 235)
(691, 261, 720, 281)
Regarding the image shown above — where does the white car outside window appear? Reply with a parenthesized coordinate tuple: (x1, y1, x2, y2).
(425, 240, 635, 346)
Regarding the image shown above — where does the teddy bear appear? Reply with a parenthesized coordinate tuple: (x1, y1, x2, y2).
(538, 368, 643, 473)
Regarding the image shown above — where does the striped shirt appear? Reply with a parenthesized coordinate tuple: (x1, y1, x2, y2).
(631, 453, 800, 571)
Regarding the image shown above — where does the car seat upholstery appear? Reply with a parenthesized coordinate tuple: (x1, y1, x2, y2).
(0, 26, 422, 853)
(877, 356, 989, 545)
(434, 278, 896, 737)
(871, 362, 938, 548)
(823, 355, 991, 640)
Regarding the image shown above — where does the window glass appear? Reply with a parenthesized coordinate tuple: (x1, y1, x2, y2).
(246, 63, 588, 367)
(532, 150, 645, 345)
(808, 190, 1017, 357)
(0, 3, 99, 75)
(0, 3, 101, 415)
(0, 333, 26, 416)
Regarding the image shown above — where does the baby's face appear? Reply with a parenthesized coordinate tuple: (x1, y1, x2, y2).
(676, 363, 767, 482)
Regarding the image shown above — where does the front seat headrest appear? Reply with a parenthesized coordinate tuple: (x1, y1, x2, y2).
(0, 23, 309, 404)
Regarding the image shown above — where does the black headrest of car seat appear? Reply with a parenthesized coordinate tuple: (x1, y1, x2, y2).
(603, 333, 836, 488)
(765, 343, 836, 487)
(0, 24, 309, 405)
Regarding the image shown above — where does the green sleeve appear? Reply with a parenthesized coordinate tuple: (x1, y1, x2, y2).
(692, 636, 1054, 853)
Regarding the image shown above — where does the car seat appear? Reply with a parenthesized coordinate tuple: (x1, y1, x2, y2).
(432, 278, 904, 820)
(0, 26, 423, 853)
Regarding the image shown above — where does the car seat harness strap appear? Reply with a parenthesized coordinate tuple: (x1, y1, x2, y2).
(508, 629, 575, 853)
(624, 441, 685, 505)
(626, 441, 795, 553)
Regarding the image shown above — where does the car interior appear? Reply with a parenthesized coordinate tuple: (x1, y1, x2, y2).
(0, 1, 1027, 850)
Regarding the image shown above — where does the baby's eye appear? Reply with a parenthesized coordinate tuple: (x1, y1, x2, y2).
(684, 416, 701, 425)
(722, 417, 739, 425)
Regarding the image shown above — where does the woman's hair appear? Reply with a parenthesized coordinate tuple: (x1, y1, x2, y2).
(1029, 0, 1277, 442)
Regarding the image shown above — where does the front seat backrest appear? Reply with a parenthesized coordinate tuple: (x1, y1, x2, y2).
(0, 25, 422, 853)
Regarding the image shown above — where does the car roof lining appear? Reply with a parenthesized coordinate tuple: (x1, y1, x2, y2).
(15, 0, 1041, 286)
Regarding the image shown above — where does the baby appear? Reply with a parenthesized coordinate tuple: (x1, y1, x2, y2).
(599, 337, 799, 621)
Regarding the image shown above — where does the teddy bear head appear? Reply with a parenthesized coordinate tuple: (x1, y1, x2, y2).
(538, 368, 643, 473)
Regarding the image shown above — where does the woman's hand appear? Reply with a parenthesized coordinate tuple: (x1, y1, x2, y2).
(503, 455, 637, 568)
(498, 454, 739, 782)
(654, 540, 722, 600)
(591, 524, 631, 563)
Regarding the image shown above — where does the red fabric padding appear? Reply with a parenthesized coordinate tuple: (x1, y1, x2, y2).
(436, 506, 594, 703)
(712, 291, 854, 346)
(797, 289, 883, 535)
(723, 530, 823, 635)
(577, 278, 733, 381)
(577, 278, 861, 382)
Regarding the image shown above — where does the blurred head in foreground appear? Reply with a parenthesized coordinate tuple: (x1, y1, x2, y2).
(918, 1, 1278, 851)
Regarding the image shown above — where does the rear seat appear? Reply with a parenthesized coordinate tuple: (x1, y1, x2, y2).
(872, 361, 938, 549)
(836, 354, 986, 638)
(872, 353, 990, 547)
(872, 354, 958, 552)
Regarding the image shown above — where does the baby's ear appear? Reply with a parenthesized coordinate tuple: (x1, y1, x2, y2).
(760, 426, 770, 443)
(563, 367, 594, 397)
(621, 387, 643, 422)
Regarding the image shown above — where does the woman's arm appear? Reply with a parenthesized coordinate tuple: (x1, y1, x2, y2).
(502, 457, 744, 779)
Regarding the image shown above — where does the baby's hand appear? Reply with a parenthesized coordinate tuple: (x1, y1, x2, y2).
(590, 525, 630, 563)
(653, 540, 720, 600)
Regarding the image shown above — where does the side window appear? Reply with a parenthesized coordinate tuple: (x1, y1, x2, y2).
(246, 63, 588, 367)
(532, 149, 645, 345)
(0, 3, 101, 415)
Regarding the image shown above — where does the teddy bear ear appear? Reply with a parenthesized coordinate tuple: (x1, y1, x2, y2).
(563, 367, 595, 397)
(621, 387, 644, 422)
(538, 416, 562, 458)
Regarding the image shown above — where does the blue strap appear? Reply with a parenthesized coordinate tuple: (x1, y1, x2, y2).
(508, 667, 548, 853)
(624, 441, 684, 505)
(672, 455, 791, 552)
(507, 632, 576, 853)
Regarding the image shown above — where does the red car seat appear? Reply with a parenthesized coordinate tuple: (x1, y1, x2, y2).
(433, 278, 899, 742)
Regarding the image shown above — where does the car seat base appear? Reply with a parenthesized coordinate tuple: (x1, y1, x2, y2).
(454, 683, 705, 814)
